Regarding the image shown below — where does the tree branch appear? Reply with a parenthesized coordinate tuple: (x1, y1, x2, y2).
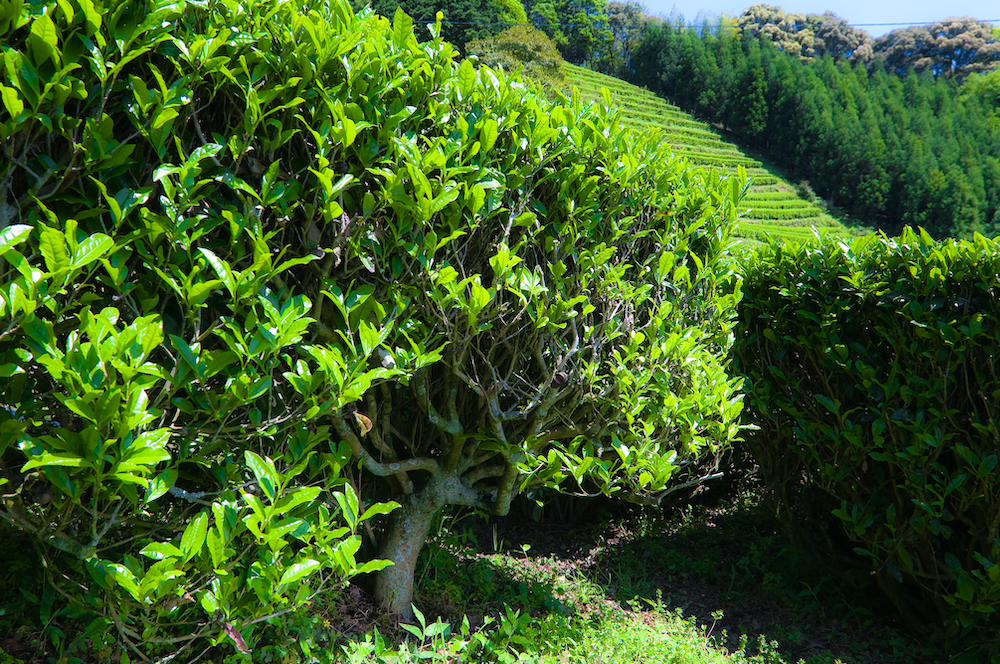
(621, 471, 726, 506)
(332, 411, 439, 479)
(414, 369, 461, 435)
(492, 458, 520, 517)
(461, 463, 505, 487)
(365, 390, 398, 461)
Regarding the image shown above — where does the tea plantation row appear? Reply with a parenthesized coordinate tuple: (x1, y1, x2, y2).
(559, 63, 853, 245)
(736, 230, 1000, 660)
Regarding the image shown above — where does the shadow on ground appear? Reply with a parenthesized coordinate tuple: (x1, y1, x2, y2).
(423, 494, 931, 664)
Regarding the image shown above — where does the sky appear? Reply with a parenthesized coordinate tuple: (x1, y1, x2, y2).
(646, 1, 1000, 37)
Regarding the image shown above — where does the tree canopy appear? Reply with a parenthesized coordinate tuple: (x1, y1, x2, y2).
(810, 11, 873, 63)
(873, 17, 1000, 78)
(733, 5, 1000, 75)
(466, 24, 567, 90)
(369, 0, 528, 49)
(735, 5, 873, 65)
(736, 4, 815, 58)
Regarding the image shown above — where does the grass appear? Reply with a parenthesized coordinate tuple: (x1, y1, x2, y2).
(0, 491, 935, 663)
(557, 63, 861, 245)
(289, 491, 930, 664)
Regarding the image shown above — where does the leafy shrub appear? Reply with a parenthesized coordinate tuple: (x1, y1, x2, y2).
(303, 14, 747, 618)
(0, 0, 402, 658)
(1, 0, 747, 657)
(734, 229, 1000, 652)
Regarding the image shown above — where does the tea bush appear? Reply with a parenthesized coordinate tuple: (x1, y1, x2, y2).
(1, 0, 402, 658)
(1, 0, 746, 656)
(735, 229, 1000, 653)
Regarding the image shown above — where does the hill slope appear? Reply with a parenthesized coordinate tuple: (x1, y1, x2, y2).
(561, 64, 853, 243)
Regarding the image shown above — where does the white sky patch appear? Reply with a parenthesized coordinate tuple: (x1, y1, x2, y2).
(645, 1, 999, 37)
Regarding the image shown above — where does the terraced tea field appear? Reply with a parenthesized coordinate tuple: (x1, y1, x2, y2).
(561, 64, 853, 244)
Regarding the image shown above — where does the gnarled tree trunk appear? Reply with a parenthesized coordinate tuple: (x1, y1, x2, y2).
(373, 474, 485, 620)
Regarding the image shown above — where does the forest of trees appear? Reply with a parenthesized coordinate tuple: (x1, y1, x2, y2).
(367, 0, 528, 47)
(628, 16, 1000, 237)
(372, 0, 1000, 237)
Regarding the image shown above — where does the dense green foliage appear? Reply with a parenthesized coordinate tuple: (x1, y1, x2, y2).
(472, 0, 999, 239)
(872, 17, 1000, 77)
(0, 0, 408, 657)
(630, 22, 1000, 238)
(374, 0, 647, 74)
(735, 230, 1000, 654)
(733, 5, 1000, 75)
(0, 0, 746, 654)
(735, 6, 873, 64)
(297, 7, 747, 616)
(522, 0, 612, 66)
(466, 25, 565, 91)
(368, 0, 527, 50)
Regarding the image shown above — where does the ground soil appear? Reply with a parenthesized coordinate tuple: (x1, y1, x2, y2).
(392, 495, 933, 664)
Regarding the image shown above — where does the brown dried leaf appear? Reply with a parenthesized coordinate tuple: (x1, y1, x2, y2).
(354, 411, 373, 436)
(223, 622, 252, 654)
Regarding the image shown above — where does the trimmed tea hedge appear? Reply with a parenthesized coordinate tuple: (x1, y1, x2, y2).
(735, 229, 1000, 649)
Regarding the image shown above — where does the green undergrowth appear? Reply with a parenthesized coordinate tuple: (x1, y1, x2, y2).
(318, 494, 931, 664)
(586, 498, 931, 664)
(0, 494, 940, 662)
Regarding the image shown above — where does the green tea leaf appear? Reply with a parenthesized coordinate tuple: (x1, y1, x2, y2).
(0, 0, 25, 35)
(480, 118, 498, 153)
(120, 442, 172, 469)
(0, 84, 23, 118)
(140, 542, 183, 560)
(108, 563, 140, 601)
(199, 247, 237, 297)
(277, 558, 320, 588)
(815, 394, 840, 416)
(78, 0, 101, 34)
(199, 589, 219, 614)
(145, 469, 177, 504)
(169, 334, 203, 379)
(392, 7, 413, 47)
(72, 234, 113, 269)
(355, 558, 393, 575)
(28, 12, 59, 67)
(0, 224, 32, 255)
(180, 512, 208, 561)
(359, 501, 399, 522)
(333, 484, 359, 530)
(457, 58, 476, 97)
(38, 226, 70, 273)
(244, 450, 279, 502)
(206, 528, 226, 568)
(21, 452, 85, 471)
(274, 486, 322, 513)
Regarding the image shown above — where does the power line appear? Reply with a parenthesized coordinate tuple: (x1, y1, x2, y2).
(744, 18, 1000, 31)
(845, 20, 1000, 28)
(405, 16, 1000, 32)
